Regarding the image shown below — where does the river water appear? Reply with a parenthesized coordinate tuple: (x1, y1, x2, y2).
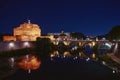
(3, 55, 120, 80)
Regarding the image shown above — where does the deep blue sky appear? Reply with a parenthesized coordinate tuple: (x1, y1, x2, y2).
(0, 0, 120, 36)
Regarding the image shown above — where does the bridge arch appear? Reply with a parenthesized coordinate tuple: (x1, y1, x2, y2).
(98, 42, 113, 55)
(98, 42, 112, 50)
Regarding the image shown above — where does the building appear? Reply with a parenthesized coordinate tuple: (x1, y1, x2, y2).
(3, 20, 54, 41)
(48, 31, 71, 41)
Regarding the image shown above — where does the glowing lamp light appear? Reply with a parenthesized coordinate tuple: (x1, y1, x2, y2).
(79, 52, 82, 57)
(75, 56, 78, 59)
(92, 42, 95, 46)
(50, 54, 55, 58)
(113, 70, 115, 74)
(24, 42, 29, 47)
(9, 42, 15, 49)
(92, 53, 96, 58)
(64, 51, 71, 56)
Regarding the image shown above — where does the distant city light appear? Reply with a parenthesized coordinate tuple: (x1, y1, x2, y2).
(92, 42, 95, 46)
(64, 52, 71, 56)
(92, 53, 96, 58)
(50, 54, 54, 58)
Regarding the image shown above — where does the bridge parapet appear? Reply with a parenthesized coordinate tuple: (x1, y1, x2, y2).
(52, 40, 113, 48)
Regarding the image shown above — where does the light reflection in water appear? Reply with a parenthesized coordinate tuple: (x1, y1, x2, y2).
(92, 53, 96, 58)
(8, 57, 15, 70)
(18, 55, 41, 73)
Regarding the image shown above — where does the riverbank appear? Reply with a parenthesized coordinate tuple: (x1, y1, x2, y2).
(98, 53, 120, 73)
(107, 53, 120, 64)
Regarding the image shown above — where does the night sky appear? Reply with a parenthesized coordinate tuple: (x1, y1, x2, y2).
(0, 0, 120, 36)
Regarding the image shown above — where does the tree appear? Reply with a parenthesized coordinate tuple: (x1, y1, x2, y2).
(0, 33, 3, 41)
(96, 34, 108, 40)
(57, 42, 69, 54)
(70, 32, 85, 39)
(92, 43, 99, 56)
(107, 25, 120, 40)
(35, 38, 54, 58)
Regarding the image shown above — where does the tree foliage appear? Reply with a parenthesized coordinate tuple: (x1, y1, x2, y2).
(35, 38, 54, 58)
(70, 32, 85, 39)
(107, 25, 120, 40)
(0, 33, 3, 41)
(57, 42, 69, 54)
(92, 43, 99, 56)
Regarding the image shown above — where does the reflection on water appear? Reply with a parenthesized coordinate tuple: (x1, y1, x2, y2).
(2, 47, 120, 80)
(0, 49, 119, 80)
(4, 55, 120, 80)
(8, 57, 15, 69)
(51, 51, 97, 59)
(64, 51, 71, 56)
(92, 53, 96, 58)
(18, 55, 41, 71)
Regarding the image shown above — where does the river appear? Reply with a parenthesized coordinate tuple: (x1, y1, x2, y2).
(3, 55, 120, 80)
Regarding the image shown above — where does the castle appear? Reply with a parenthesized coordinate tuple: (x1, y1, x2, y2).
(3, 20, 54, 41)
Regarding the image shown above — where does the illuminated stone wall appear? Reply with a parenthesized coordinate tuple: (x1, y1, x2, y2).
(3, 21, 55, 41)
(39, 35, 55, 40)
(3, 36, 16, 41)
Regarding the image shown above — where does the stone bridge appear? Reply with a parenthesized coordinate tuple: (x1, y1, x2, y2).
(0, 41, 35, 52)
(52, 40, 113, 48)
(0, 40, 118, 55)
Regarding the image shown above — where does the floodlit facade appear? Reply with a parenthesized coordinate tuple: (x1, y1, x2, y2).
(3, 21, 53, 41)
(48, 31, 71, 41)
(13, 21, 41, 41)
(3, 36, 16, 41)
